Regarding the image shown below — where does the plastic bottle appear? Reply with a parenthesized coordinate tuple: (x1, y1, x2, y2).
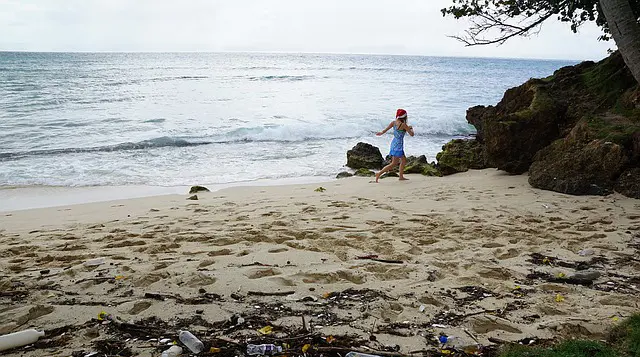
(178, 330, 204, 354)
(345, 352, 381, 357)
(439, 335, 458, 348)
(0, 329, 45, 352)
(246, 344, 283, 355)
(161, 345, 183, 357)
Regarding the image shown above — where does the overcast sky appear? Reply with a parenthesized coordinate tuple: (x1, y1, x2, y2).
(0, 0, 613, 60)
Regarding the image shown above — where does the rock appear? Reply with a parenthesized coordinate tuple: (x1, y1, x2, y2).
(467, 51, 637, 175)
(529, 139, 628, 195)
(187, 195, 198, 200)
(354, 168, 375, 177)
(568, 270, 601, 283)
(615, 168, 640, 198)
(422, 164, 443, 177)
(336, 171, 353, 179)
(189, 185, 210, 194)
(346, 142, 384, 169)
(435, 139, 485, 175)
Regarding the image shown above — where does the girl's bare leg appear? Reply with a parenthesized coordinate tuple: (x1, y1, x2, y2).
(375, 157, 400, 183)
(399, 155, 408, 180)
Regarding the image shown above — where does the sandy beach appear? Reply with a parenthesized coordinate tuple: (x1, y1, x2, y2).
(1, 169, 639, 356)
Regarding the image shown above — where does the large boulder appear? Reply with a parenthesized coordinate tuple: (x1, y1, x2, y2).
(529, 138, 629, 196)
(435, 139, 485, 175)
(468, 52, 636, 175)
(615, 168, 640, 198)
(346, 142, 384, 169)
(468, 81, 568, 174)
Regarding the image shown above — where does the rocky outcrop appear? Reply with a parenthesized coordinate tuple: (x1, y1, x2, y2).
(435, 139, 485, 175)
(529, 138, 628, 195)
(346, 142, 384, 169)
(437, 51, 640, 197)
(615, 168, 640, 198)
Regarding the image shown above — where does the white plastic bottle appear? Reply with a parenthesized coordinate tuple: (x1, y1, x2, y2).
(178, 330, 204, 354)
(161, 345, 183, 357)
(0, 329, 45, 352)
(246, 344, 283, 355)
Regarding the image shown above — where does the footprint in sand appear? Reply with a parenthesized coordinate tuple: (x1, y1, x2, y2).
(126, 301, 153, 315)
(299, 270, 366, 284)
(184, 272, 217, 287)
(246, 268, 282, 279)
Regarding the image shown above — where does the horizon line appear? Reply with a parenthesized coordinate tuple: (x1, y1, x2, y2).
(0, 49, 596, 62)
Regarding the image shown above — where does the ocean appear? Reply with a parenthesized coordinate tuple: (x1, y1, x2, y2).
(0, 52, 576, 189)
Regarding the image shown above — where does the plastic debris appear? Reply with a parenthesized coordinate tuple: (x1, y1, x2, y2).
(419, 305, 426, 312)
(302, 344, 311, 353)
(258, 326, 273, 335)
(578, 249, 595, 256)
(161, 345, 182, 357)
(0, 329, 45, 352)
(555, 294, 565, 302)
(247, 344, 282, 355)
(209, 347, 221, 353)
(178, 330, 204, 354)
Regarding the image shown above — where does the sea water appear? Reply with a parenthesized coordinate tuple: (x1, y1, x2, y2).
(0, 52, 576, 189)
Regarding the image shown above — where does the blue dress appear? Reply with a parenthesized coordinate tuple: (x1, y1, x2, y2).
(389, 126, 406, 157)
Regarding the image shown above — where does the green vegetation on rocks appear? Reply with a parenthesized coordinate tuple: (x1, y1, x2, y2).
(435, 139, 484, 175)
(354, 168, 375, 177)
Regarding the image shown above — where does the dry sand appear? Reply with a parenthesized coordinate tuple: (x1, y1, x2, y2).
(1, 169, 639, 356)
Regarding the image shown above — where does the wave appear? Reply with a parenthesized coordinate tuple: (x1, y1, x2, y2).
(1, 120, 474, 162)
(247, 75, 316, 82)
(0, 136, 211, 162)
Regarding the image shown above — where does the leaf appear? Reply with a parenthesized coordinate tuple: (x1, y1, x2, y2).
(302, 344, 311, 353)
(555, 293, 565, 302)
(314, 187, 326, 192)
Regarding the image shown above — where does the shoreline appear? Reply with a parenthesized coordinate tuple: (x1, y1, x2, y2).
(0, 175, 334, 212)
(1, 169, 639, 356)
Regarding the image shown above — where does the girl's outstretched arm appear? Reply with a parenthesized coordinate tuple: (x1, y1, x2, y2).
(376, 121, 395, 136)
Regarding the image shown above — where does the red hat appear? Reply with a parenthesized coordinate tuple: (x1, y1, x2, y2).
(396, 109, 407, 119)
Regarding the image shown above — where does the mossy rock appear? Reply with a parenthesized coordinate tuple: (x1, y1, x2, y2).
(189, 185, 210, 194)
(354, 168, 375, 177)
(436, 139, 484, 175)
(529, 139, 628, 196)
(346, 142, 384, 169)
(615, 168, 640, 199)
(422, 164, 443, 177)
(336, 171, 353, 179)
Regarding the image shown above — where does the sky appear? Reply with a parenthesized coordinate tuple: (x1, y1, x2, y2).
(0, 0, 614, 60)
